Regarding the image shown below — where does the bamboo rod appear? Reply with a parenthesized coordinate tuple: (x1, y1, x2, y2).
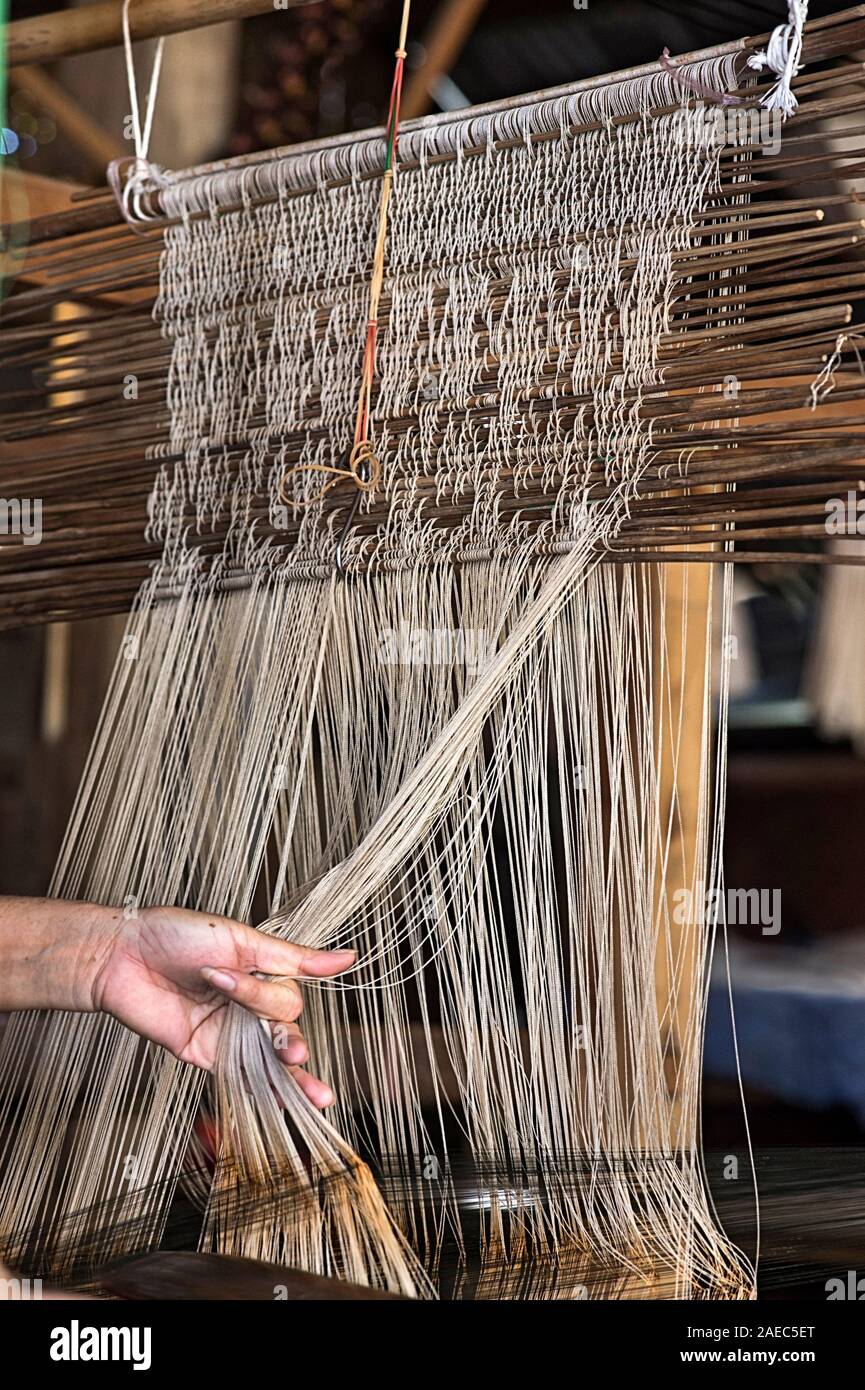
(13, 6, 865, 246)
(5, 6, 865, 628)
(4, 0, 315, 67)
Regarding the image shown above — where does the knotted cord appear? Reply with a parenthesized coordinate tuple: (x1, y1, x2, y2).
(279, 0, 411, 514)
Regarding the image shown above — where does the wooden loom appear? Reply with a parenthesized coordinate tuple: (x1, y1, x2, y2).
(1, 5, 865, 628)
(2, 2, 865, 1301)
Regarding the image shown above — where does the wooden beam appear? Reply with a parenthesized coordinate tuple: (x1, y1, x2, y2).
(0, 169, 87, 223)
(9, 67, 125, 170)
(9, 3, 865, 247)
(4, 0, 314, 67)
(401, 0, 488, 122)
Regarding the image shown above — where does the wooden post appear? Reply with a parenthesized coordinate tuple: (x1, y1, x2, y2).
(652, 558, 713, 1149)
(401, 0, 488, 122)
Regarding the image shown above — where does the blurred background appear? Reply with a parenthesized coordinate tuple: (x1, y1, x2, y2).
(3, 0, 865, 1287)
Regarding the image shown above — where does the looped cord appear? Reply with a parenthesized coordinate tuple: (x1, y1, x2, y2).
(279, 443, 382, 508)
(809, 332, 865, 410)
(659, 48, 745, 106)
(278, 0, 410, 540)
(747, 0, 808, 117)
(107, 0, 169, 229)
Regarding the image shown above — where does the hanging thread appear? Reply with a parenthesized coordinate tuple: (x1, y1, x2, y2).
(747, 0, 809, 118)
(280, 0, 412, 518)
(107, 0, 169, 227)
(659, 48, 745, 107)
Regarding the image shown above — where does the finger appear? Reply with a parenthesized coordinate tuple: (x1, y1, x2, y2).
(241, 929, 357, 980)
(288, 1065, 335, 1109)
(270, 1021, 309, 1067)
(200, 967, 304, 1024)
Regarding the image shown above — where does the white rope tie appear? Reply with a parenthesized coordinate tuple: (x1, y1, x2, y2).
(123, 0, 164, 160)
(810, 334, 846, 410)
(108, 0, 170, 227)
(747, 0, 808, 118)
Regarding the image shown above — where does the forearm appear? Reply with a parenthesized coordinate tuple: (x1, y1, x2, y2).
(0, 896, 118, 1014)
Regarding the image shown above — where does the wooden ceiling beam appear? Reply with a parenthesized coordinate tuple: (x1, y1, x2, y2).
(5, 0, 315, 67)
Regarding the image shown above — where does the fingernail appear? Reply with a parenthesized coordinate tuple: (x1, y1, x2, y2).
(286, 1041, 307, 1063)
(324, 949, 356, 965)
(320, 1086, 335, 1107)
(201, 967, 237, 992)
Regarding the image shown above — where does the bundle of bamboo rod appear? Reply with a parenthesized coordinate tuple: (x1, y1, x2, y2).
(3, 5, 865, 628)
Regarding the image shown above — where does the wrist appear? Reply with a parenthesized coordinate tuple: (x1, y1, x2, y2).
(0, 896, 122, 1014)
(65, 904, 122, 1013)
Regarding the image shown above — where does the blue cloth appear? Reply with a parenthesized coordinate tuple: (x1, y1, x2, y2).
(705, 974, 865, 1125)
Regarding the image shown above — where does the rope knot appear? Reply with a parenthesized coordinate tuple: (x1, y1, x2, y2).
(747, 0, 808, 118)
(107, 0, 169, 228)
(278, 442, 381, 509)
(349, 441, 381, 492)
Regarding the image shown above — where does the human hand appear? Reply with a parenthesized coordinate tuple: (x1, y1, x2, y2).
(90, 905, 353, 1107)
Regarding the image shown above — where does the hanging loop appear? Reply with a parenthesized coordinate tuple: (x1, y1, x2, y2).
(108, 0, 169, 228)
